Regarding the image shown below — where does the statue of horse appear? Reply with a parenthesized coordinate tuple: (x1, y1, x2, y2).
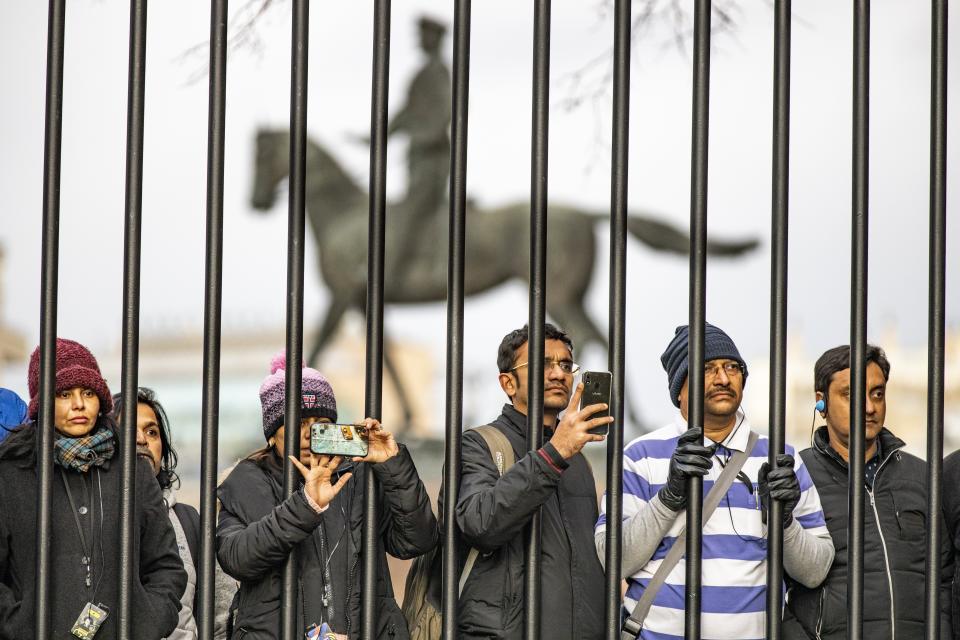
(250, 128, 759, 432)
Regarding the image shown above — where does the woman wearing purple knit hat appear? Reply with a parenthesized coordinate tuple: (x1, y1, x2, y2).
(0, 338, 187, 639)
(216, 353, 437, 639)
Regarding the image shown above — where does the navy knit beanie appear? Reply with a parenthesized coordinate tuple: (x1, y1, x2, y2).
(660, 323, 748, 407)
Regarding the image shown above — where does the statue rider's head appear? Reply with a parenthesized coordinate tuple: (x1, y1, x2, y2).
(417, 16, 446, 55)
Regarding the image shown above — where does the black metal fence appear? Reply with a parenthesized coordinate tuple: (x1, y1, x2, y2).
(32, 1, 948, 639)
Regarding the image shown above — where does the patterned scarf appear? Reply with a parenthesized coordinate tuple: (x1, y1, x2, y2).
(54, 427, 116, 472)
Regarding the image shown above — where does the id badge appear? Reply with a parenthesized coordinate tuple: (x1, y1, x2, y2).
(71, 602, 109, 639)
(305, 622, 338, 639)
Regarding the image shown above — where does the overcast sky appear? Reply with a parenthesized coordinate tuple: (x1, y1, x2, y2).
(1, 0, 957, 432)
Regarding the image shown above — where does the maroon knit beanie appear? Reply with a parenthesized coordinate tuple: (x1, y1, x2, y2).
(27, 338, 114, 419)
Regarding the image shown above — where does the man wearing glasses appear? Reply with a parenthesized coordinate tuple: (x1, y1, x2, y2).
(451, 323, 612, 639)
(597, 323, 834, 639)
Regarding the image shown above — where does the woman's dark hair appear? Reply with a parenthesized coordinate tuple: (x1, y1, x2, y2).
(246, 444, 283, 473)
(113, 387, 180, 490)
(0, 413, 119, 468)
(814, 343, 891, 409)
(497, 323, 574, 374)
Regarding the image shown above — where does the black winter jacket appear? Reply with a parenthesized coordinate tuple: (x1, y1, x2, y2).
(0, 444, 187, 639)
(447, 404, 604, 639)
(783, 427, 953, 639)
(217, 445, 437, 639)
(938, 449, 960, 639)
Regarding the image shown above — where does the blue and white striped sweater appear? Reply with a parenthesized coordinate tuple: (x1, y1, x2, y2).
(596, 412, 828, 640)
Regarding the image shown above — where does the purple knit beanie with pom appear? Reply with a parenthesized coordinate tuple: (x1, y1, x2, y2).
(259, 352, 337, 441)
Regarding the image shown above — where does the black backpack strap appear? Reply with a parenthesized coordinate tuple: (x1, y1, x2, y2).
(172, 502, 202, 622)
(173, 502, 201, 566)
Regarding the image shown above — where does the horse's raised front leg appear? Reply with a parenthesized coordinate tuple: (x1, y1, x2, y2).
(383, 343, 415, 436)
(307, 295, 350, 367)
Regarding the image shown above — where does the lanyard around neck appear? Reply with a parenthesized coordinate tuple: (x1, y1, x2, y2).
(61, 470, 96, 588)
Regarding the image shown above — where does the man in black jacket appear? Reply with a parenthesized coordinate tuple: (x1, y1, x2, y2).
(783, 344, 953, 639)
(451, 323, 613, 639)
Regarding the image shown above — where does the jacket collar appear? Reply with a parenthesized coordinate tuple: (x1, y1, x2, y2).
(500, 403, 556, 439)
(812, 425, 905, 469)
(671, 408, 752, 452)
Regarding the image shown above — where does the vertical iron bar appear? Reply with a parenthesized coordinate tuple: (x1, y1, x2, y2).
(924, 0, 947, 637)
(34, 0, 66, 636)
(362, 1, 391, 636)
(442, 1, 470, 637)
(117, 1, 148, 637)
(686, 0, 711, 637)
(197, 1, 228, 638)
(848, 2, 869, 639)
(766, 1, 790, 638)
(604, 0, 630, 637)
(525, 2, 550, 639)
(280, 0, 309, 638)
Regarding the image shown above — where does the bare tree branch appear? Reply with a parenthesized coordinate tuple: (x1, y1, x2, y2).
(556, 0, 747, 115)
(175, 0, 279, 85)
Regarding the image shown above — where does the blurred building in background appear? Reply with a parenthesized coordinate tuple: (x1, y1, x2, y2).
(0, 245, 27, 372)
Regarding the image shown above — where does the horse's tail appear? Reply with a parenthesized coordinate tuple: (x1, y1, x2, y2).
(589, 212, 760, 257)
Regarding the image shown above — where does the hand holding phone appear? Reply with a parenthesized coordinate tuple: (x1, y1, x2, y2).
(354, 418, 399, 463)
(580, 371, 613, 435)
(550, 381, 614, 459)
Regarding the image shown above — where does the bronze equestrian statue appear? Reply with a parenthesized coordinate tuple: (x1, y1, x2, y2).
(250, 129, 758, 433)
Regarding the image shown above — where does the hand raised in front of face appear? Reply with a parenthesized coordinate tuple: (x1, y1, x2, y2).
(290, 454, 353, 512)
(657, 427, 716, 512)
(352, 418, 399, 464)
(548, 382, 613, 460)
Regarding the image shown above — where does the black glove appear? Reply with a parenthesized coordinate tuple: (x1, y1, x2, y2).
(657, 427, 716, 512)
(758, 454, 801, 527)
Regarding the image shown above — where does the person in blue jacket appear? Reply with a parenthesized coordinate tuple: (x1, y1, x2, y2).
(0, 388, 27, 444)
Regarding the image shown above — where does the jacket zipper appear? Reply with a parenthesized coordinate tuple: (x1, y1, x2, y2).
(556, 482, 577, 632)
(345, 551, 359, 635)
(867, 452, 898, 640)
(814, 586, 824, 640)
(816, 437, 901, 638)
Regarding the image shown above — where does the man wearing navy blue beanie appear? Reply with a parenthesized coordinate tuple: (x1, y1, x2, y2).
(596, 323, 835, 639)
(659, 322, 749, 408)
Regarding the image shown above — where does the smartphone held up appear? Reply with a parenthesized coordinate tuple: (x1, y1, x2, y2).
(579, 370, 612, 436)
(310, 423, 369, 457)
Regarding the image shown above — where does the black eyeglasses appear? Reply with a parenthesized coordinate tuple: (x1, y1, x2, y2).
(705, 361, 743, 378)
(509, 358, 580, 375)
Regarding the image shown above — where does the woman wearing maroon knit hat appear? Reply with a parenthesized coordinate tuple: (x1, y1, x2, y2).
(216, 353, 437, 639)
(0, 338, 187, 640)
